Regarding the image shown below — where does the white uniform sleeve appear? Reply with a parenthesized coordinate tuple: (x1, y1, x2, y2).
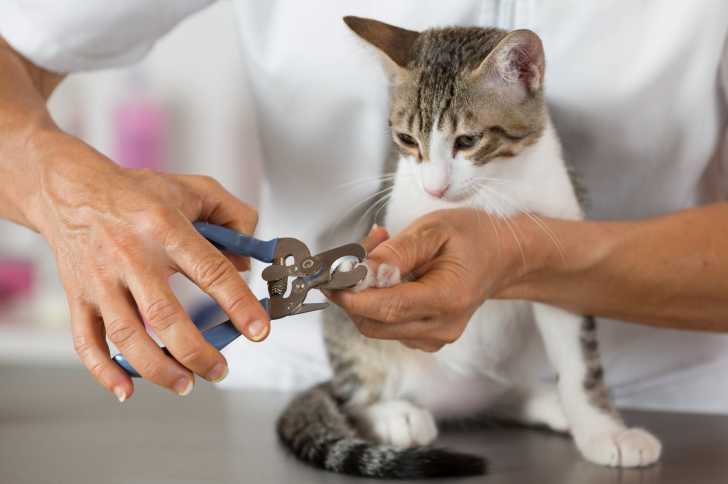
(722, 33, 728, 109)
(0, 0, 215, 73)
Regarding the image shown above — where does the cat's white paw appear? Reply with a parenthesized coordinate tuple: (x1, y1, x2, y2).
(352, 262, 400, 292)
(358, 400, 438, 448)
(579, 427, 662, 467)
(376, 263, 401, 288)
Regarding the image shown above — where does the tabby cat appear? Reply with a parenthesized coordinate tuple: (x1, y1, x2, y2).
(277, 16, 662, 479)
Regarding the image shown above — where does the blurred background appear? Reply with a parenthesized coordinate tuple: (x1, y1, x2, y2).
(0, 2, 261, 367)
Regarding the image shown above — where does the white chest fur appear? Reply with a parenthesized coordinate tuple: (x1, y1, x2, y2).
(380, 121, 581, 419)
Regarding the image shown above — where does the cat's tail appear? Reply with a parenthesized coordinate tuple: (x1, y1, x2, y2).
(276, 383, 486, 479)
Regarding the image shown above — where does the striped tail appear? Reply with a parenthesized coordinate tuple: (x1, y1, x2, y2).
(277, 383, 486, 479)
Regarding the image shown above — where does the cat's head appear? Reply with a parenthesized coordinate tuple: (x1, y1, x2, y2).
(344, 16, 546, 202)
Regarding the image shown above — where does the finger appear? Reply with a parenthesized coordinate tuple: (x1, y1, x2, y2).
(330, 280, 437, 324)
(175, 175, 257, 272)
(175, 174, 259, 236)
(400, 339, 444, 352)
(366, 217, 448, 276)
(98, 285, 194, 395)
(360, 224, 390, 253)
(352, 315, 440, 341)
(126, 272, 229, 382)
(165, 221, 270, 342)
(70, 300, 134, 401)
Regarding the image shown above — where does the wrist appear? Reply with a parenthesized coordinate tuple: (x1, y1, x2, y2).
(493, 215, 619, 302)
(19, 126, 118, 237)
(0, 108, 59, 230)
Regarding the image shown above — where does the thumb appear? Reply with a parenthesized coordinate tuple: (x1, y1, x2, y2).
(367, 218, 447, 276)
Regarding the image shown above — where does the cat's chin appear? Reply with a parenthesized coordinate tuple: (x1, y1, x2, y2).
(437, 190, 476, 205)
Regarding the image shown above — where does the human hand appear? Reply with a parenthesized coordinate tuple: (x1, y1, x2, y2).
(27, 131, 269, 401)
(329, 209, 530, 351)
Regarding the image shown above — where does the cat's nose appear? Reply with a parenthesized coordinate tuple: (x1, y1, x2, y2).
(424, 185, 449, 199)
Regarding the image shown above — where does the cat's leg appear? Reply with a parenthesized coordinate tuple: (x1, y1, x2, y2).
(325, 262, 436, 449)
(491, 383, 570, 433)
(532, 304, 662, 467)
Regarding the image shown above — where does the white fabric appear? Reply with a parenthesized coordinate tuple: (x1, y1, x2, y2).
(2, 0, 728, 413)
(0, 0, 214, 72)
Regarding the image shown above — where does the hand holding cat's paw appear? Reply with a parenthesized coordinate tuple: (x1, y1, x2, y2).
(578, 427, 662, 468)
(330, 210, 502, 350)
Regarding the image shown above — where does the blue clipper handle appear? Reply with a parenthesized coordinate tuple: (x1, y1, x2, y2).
(113, 298, 271, 378)
(193, 222, 278, 263)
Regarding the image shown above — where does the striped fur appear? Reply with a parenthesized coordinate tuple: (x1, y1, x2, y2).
(580, 316, 621, 419)
(277, 383, 485, 479)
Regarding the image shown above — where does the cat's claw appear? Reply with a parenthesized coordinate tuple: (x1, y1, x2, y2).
(579, 427, 662, 468)
(358, 400, 438, 449)
(352, 262, 400, 292)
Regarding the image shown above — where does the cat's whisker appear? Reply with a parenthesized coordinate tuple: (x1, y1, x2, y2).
(486, 194, 527, 269)
(468, 190, 505, 259)
(477, 183, 566, 261)
(470, 183, 528, 268)
(333, 172, 399, 191)
(329, 185, 395, 230)
(373, 194, 393, 224)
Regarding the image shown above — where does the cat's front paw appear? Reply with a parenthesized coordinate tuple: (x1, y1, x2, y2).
(579, 428, 662, 467)
(352, 262, 401, 293)
(357, 400, 437, 448)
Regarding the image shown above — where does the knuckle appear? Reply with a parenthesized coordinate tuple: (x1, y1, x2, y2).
(143, 298, 180, 331)
(354, 319, 378, 339)
(106, 318, 138, 347)
(382, 298, 408, 324)
(224, 291, 255, 315)
(442, 291, 467, 314)
(143, 206, 179, 235)
(199, 175, 222, 190)
(87, 360, 106, 380)
(175, 346, 205, 367)
(72, 334, 94, 358)
(136, 358, 165, 381)
(441, 326, 462, 345)
(194, 255, 235, 290)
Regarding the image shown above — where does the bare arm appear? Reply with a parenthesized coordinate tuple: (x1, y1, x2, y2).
(0, 37, 270, 399)
(502, 203, 728, 331)
(0, 37, 63, 227)
(333, 204, 728, 352)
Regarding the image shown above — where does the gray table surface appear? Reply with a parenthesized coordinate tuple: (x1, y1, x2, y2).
(1, 364, 725, 484)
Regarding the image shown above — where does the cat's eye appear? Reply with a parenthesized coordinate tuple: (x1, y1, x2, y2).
(396, 132, 418, 148)
(454, 134, 481, 152)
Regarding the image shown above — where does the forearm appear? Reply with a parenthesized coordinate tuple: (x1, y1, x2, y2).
(0, 36, 65, 229)
(502, 204, 728, 331)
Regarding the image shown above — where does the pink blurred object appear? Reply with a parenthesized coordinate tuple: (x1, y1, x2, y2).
(113, 72, 167, 171)
(0, 258, 34, 304)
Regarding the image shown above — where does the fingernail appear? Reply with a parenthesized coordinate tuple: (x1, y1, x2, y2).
(370, 224, 380, 233)
(113, 387, 127, 403)
(174, 377, 194, 396)
(247, 320, 268, 341)
(207, 363, 228, 382)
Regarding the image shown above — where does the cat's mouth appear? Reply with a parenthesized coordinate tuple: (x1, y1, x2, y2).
(423, 187, 472, 204)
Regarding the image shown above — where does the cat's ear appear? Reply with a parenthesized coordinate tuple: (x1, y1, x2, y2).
(343, 16, 419, 81)
(473, 29, 545, 97)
